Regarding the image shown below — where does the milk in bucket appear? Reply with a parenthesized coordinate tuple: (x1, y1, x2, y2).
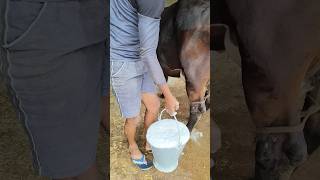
(146, 109, 190, 173)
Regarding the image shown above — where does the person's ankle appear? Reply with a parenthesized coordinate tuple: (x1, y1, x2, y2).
(129, 144, 142, 159)
(145, 142, 151, 151)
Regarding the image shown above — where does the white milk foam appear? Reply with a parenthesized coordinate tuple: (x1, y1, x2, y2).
(147, 119, 190, 149)
(190, 128, 203, 145)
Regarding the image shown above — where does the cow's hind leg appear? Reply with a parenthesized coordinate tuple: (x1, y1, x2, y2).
(305, 113, 320, 153)
(205, 85, 210, 110)
(180, 30, 210, 131)
(241, 58, 310, 180)
(184, 64, 210, 131)
(186, 80, 209, 131)
(304, 71, 320, 153)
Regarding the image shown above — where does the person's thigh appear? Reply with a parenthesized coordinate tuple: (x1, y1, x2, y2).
(6, 43, 104, 178)
(142, 93, 160, 113)
(141, 71, 160, 113)
(141, 71, 157, 94)
(111, 61, 144, 118)
(1, 0, 106, 178)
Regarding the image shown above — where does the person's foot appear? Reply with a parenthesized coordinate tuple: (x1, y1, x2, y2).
(129, 144, 143, 159)
(145, 142, 152, 153)
(129, 144, 153, 170)
(131, 154, 153, 171)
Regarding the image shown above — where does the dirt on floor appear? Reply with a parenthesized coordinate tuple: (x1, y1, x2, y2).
(212, 47, 320, 180)
(110, 77, 210, 180)
(212, 51, 255, 180)
(0, 82, 107, 180)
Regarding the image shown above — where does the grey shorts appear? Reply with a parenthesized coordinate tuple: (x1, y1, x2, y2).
(110, 60, 157, 118)
(1, 0, 106, 178)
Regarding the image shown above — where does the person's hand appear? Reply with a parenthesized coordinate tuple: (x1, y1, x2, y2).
(158, 83, 179, 116)
(164, 94, 179, 116)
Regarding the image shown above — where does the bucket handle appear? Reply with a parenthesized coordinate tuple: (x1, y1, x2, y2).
(159, 109, 178, 121)
(158, 109, 182, 148)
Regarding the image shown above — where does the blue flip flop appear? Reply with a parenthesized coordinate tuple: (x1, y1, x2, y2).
(132, 154, 153, 170)
(145, 149, 153, 154)
(145, 143, 152, 154)
(145, 145, 153, 154)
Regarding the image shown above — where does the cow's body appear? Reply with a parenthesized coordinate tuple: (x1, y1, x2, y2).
(157, 0, 210, 131)
(213, 0, 320, 179)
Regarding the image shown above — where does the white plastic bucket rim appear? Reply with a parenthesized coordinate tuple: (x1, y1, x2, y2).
(147, 119, 190, 149)
(146, 109, 190, 148)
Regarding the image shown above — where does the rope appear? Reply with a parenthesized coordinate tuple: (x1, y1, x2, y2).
(256, 96, 320, 134)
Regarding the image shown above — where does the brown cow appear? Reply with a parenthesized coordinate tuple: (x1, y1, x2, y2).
(157, 0, 210, 132)
(213, 0, 320, 179)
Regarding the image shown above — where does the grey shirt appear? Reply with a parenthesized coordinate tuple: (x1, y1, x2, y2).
(110, 0, 166, 85)
(128, 0, 164, 18)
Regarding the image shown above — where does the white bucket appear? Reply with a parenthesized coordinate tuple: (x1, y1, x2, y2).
(146, 109, 190, 173)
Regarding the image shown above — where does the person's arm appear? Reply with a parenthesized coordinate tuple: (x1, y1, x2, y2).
(158, 83, 179, 116)
(137, 0, 179, 115)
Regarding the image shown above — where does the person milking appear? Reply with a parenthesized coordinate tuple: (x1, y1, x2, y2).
(106, 0, 180, 170)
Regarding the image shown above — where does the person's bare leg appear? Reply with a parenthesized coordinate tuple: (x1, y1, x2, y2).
(125, 116, 143, 159)
(142, 93, 160, 150)
(53, 163, 102, 180)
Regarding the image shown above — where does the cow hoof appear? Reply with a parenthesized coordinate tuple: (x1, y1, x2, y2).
(205, 97, 210, 110)
(187, 113, 201, 132)
(210, 158, 214, 180)
(305, 132, 320, 153)
(205, 90, 210, 110)
(305, 114, 320, 153)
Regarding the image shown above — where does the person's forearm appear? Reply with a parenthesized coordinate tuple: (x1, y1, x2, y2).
(143, 53, 167, 85)
(159, 83, 174, 98)
(138, 13, 167, 85)
(159, 82, 179, 115)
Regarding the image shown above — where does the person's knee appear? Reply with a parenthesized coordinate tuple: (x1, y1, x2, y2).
(145, 98, 160, 115)
(125, 116, 141, 128)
